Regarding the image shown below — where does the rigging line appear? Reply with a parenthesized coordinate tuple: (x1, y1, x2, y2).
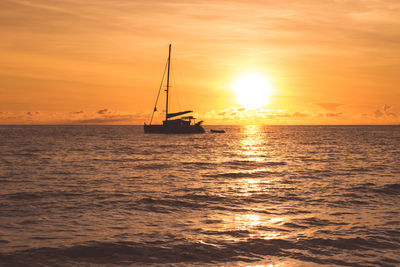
(149, 59, 168, 125)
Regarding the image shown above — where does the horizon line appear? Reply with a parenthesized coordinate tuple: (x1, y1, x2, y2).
(0, 124, 399, 127)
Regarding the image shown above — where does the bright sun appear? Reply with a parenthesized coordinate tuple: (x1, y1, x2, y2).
(234, 74, 273, 109)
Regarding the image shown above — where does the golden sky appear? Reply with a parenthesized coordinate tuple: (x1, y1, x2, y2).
(0, 0, 399, 124)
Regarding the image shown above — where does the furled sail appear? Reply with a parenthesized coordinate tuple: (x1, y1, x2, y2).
(166, 110, 192, 119)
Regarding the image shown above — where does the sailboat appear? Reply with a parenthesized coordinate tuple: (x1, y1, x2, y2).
(144, 44, 205, 134)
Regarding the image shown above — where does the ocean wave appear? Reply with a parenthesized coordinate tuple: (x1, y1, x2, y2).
(181, 161, 217, 166)
(293, 217, 348, 227)
(134, 163, 171, 170)
(5, 190, 82, 201)
(1, 237, 398, 266)
(282, 222, 308, 229)
(136, 197, 207, 209)
(375, 183, 400, 195)
(350, 182, 400, 196)
(6, 192, 44, 200)
(205, 170, 280, 179)
(225, 160, 287, 168)
(201, 230, 251, 238)
(0, 241, 249, 265)
(179, 193, 227, 203)
(328, 199, 371, 207)
(181, 161, 218, 170)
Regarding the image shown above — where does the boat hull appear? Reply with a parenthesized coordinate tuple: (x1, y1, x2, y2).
(144, 124, 205, 134)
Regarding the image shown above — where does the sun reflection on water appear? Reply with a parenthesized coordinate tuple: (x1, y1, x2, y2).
(246, 263, 298, 267)
(240, 125, 264, 158)
(234, 178, 271, 197)
(268, 217, 284, 225)
(215, 125, 287, 243)
(235, 214, 261, 227)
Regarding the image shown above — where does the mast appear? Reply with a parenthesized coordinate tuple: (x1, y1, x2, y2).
(165, 44, 171, 121)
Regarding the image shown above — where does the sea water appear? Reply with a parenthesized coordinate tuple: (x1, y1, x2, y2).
(0, 125, 399, 266)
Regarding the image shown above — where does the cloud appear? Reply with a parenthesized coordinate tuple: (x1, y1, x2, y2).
(75, 108, 141, 124)
(291, 112, 308, 118)
(26, 111, 40, 116)
(315, 102, 343, 111)
(0, 109, 150, 124)
(326, 112, 342, 117)
(383, 104, 397, 117)
(0, 111, 42, 123)
(0, 111, 20, 120)
(374, 109, 383, 118)
(79, 115, 134, 124)
(375, 104, 397, 118)
(97, 108, 109, 115)
(271, 111, 309, 118)
(202, 107, 314, 124)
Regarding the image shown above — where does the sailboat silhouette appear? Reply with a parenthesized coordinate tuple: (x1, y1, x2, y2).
(144, 44, 205, 134)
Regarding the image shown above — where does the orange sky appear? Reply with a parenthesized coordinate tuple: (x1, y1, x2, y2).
(0, 0, 399, 124)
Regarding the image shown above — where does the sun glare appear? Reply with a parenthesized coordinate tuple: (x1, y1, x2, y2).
(234, 74, 273, 109)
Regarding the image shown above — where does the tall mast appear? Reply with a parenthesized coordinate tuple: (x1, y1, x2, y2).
(165, 44, 171, 121)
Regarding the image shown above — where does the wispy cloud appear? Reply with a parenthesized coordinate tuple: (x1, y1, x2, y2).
(383, 104, 397, 117)
(78, 115, 134, 124)
(76, 108, 144, 124)
(0, 109, 149, 124)
(375, 104, 398, 118)
(326, 112, 342, 117)
(315, 102, 343, 111)
(97, 108, 109, 115)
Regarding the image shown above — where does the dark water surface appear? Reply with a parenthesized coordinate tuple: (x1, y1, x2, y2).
(0, 125, 399, 266)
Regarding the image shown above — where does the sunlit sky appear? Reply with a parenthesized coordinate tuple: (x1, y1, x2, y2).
(1, 0, 399, 124)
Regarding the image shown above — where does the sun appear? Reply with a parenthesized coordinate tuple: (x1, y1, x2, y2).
(234, 74, 273, 109)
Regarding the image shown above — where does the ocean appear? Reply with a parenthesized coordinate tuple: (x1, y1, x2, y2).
(0, 125, 399, 266)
